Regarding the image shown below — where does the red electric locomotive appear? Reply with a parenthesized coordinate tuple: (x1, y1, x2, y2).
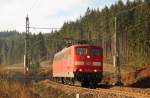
(52, 44, 103, 87)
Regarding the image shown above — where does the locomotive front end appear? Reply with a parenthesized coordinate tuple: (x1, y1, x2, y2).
(73, 45, 103, 87)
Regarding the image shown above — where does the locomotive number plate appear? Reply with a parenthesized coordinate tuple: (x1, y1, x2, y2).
(86, 61, 91, 65)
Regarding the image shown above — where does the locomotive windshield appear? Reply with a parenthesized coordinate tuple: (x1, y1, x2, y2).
(76, 47, 86, 55)
(90, 48, 101, 56)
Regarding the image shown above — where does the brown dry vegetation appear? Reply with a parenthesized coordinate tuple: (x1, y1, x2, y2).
(102, 65, 150, 87)
(0, 65, 53, 98)
(0, 69, 39, 98)
(0, 80, 39, 98)
(0, 63, 149, 98)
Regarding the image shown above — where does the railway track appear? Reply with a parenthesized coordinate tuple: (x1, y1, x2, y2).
(94, 88, 150, 98)
(40, 80, 150, 98)
(1, 66, 150, 98)
(0, 71, 149, 98)
(0, 76, 149, 98)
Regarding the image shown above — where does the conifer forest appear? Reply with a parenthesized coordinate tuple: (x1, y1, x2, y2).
(0, 0, 149, 67)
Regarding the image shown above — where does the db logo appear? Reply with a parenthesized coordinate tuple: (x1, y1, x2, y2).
(86, 62, 91, 65)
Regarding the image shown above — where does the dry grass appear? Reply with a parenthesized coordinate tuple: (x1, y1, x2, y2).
(0, 68, 40, 98)
(0, 80, 40, 98)
(0, 64, 56, 98)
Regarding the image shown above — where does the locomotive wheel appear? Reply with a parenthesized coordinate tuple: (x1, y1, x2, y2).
(61, 77, 64, 84)
(63, 77, 69, 84)
(89, 82, 97, 89)
(71, 78, 75, 86)
(81, 81, 89, 88)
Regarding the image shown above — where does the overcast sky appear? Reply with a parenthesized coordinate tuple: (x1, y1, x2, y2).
(0, 0, 128, 32)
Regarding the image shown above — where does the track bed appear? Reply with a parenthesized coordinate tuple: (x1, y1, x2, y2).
(36, 80, 150, 98)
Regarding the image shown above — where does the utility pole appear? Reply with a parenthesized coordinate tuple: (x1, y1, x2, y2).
(24, 15, 30, 77)
(114, 17, 122, 85)
(112, 2, 150, 86)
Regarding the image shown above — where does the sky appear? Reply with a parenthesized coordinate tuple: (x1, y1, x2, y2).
(0, 0, 128, 33)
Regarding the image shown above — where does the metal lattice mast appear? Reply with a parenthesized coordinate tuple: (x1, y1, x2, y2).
(24, 15, 30, 75)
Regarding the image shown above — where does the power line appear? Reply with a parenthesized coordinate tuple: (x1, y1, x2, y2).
(117, 1, 150, 16)
(113, 1, 150, 86)
(28, 0, 41, 14)
(30, 27, 60, 30)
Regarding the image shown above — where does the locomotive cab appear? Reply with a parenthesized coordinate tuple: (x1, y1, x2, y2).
(74, 45, 103, 87)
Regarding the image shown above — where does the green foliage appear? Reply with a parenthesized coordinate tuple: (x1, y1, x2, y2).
(0, 31, 48, 65)
(0, 30, 18, 38)
(29, 61, 40, 76)
(0, 0, 149, 67)
(45, 0, 150, 66)
(31, 33, 47, 61)
(0, 31, 24, 64)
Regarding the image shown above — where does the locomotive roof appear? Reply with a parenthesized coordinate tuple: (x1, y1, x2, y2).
(70, 44, 102, 48)
(54, 44, 102, 57)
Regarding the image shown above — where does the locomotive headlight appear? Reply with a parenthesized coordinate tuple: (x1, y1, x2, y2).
(93, 62, 101, 66)
(79, 69, 83, 72)
(94, 69, 97, 72)
(75, 61, 84, 65)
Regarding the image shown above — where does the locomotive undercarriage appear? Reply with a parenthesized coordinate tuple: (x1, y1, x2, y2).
(75, 72, 103, 88)
(53, 72, 102, 88)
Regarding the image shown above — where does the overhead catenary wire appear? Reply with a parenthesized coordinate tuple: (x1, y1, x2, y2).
(30, 27, 60, 30)
(116, 1, 150, 16)
(29, 26, 61, 34)
(26, 0, 61, 33)
(27, 0, 41, 14)
(113, 1, 150, 86)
